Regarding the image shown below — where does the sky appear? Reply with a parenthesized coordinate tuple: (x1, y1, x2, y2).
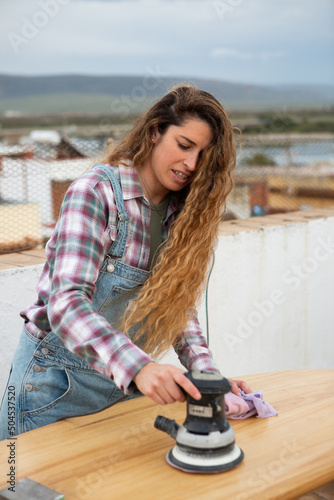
(0, 0, 333, 86)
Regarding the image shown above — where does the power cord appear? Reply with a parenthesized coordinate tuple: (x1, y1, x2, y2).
(205, 253, 215, 347)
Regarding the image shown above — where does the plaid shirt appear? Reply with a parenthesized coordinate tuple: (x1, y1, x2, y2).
(21, 163, 219, 393)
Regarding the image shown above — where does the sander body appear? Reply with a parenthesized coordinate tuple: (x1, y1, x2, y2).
(154, 370, 244, 473)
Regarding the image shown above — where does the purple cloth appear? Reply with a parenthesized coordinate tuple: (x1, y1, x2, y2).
(225, 389, 278, 419)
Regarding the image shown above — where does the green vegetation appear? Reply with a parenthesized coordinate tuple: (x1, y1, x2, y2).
(1, 102, 334, 136)
(232, 108, 334, 134)
(0, 93, 155, 121)
(241, 153, 277, 166)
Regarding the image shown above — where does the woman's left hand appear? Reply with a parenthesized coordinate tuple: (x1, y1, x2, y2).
(228, 378, 252, 397)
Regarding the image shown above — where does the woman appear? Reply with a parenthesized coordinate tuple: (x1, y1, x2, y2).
(0, 85, 250, 439)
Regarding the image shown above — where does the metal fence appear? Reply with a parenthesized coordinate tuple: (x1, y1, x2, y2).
(0, 133, 333, 253)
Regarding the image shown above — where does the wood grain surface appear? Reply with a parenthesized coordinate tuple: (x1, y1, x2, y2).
(0, 370, 333, 500)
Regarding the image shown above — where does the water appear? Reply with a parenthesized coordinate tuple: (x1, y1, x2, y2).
(237, 141, 334, 167)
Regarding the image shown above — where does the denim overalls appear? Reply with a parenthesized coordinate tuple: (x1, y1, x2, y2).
(0, 165, 151, 439)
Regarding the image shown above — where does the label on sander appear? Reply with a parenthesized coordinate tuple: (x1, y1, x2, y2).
(189, 404, 213, 418)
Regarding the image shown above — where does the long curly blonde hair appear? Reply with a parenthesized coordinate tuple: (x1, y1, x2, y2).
(102, 85, 237, 358)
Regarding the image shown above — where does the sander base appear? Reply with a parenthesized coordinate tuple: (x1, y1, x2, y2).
(166, 444, 244, 474)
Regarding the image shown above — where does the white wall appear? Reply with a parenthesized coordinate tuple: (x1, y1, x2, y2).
(1, 213, 333, 400)
(0, 265, 43, 401)
(206, 215, 334, 377)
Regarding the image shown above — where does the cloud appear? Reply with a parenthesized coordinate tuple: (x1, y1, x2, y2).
(0, 0, 332, 84)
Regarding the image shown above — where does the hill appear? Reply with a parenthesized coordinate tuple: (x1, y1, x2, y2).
(0, 74, 333, 115)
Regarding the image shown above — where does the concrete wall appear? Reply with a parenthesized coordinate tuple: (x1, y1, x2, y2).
(207, 211, 334, 378)
(1, 210, 333, 400)
(0, 265, 43, 401)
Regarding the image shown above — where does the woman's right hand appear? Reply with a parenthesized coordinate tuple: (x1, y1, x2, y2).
(133, 362, 201, 406)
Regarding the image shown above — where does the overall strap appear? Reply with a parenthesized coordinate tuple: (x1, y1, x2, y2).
(92, 164, 129, 259)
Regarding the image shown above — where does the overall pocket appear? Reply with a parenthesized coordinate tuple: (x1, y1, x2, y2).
(21, 360, 121, 433)
(21, 360, 71, 417)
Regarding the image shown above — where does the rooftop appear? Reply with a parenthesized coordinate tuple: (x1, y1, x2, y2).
(1, 208, 332, 271)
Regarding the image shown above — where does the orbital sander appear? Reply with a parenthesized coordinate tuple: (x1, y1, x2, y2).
(154, 370, 244, 473)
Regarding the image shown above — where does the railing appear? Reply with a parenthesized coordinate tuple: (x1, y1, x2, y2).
(0, 133, 333, 252)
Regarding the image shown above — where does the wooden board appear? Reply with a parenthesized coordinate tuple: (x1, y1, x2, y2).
(1, 370, 333, 500)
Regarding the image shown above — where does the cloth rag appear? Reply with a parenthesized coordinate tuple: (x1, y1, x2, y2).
(225, 389, 278, 419)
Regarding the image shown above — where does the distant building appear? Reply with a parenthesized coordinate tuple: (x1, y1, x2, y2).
(0, 145, 33, 172)
(56, 138, 87, 160)
(29, 130, 61, 144)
